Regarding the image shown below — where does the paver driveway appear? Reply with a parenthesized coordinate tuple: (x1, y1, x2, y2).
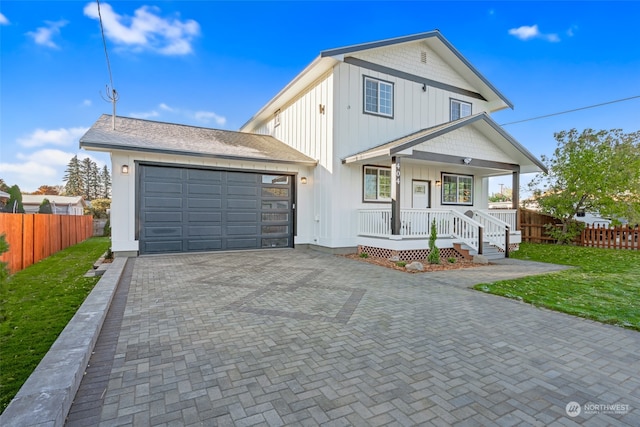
(67, 249, 640, 426)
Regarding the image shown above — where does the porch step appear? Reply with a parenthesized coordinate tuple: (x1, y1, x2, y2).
(455, 242, 505, 260)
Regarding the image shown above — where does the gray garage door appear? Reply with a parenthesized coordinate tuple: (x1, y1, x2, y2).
(139, 164, 293, 254)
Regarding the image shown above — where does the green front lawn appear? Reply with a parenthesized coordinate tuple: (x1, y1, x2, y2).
(0, 237, 110, 413)
(474, 243, 640, 331)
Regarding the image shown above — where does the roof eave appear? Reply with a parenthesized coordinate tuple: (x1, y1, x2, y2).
(80, 140, 318, 167)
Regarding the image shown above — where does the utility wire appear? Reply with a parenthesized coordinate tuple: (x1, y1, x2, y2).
(500, 95, 640, 126)
(96, 0, 119, 129)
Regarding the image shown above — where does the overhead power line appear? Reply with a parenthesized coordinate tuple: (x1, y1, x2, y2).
(96, 0, 119, 130)
(500, 95, 640, 126)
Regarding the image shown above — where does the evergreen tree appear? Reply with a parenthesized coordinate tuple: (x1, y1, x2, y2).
(63, 155, 84, 196)
(39, 198, 53, 214)
(5, 185, 24, 213)
(100, 165, 111, 199)
(427, 219, 441, 264)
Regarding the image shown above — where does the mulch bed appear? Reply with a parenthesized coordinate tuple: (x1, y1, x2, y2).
(342, 254, 488, 273)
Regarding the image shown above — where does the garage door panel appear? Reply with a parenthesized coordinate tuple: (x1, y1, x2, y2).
(145, 212, 183, 222)
(144, 240, 183, 253)
(187, 240, 222, 251)
(188, 169, 223, 181)
(188, 212, 222, 222)
(227, 185, 258, 196)
(227, 238, 259, 249)
(144, 197, 183, 208)
(225, 212, 257, 222)
(144, 166, 183, 179)
(188, 183, 222, 195)
(139, 165, 293, 254)
(227, 225, 258, 235)
(145, 182, 182, 194)
(227, 199, 257, 209)
(227, 172, 258, 183)
(188, 226, 221, 236)
(145, 226, 183, 238)
(188, 198, 222, 209)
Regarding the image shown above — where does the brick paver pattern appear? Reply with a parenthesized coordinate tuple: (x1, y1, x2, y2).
(67, 250, 640, 426)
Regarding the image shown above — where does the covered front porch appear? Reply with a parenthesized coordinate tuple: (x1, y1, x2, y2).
(357, 208, 520, 261)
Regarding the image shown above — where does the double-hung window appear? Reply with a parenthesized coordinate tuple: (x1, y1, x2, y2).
(364, 77, 393, 117)
(441, 173, 473, 205)
(364, 166, 392, 202)
(450, 99, 472, 121)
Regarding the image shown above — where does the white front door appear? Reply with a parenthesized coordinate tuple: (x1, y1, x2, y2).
(412, 180, 430, 208)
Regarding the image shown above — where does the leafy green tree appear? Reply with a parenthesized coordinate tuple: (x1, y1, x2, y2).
(4, 185, 24, 213)
(488, 187, 512, 203)
(427, 219, 441, 264)
(0, 179, 9, 192)
(63, 155, 84, 197)
(529, 128, 640, 243)
(38, 198, 53, 214)
(86, 198, 111, 218)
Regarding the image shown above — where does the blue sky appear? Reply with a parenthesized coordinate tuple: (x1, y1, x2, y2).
(1, 1, 639, 194)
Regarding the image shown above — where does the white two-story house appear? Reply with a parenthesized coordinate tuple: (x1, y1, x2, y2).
(80, 31, 545, 260)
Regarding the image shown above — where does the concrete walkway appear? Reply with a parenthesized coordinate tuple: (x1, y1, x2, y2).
(66, 250, 639, 426)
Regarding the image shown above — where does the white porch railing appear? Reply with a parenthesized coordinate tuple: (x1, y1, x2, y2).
(482, 209, 517, 231)
(358, 209, 484, 253)
(472, 210, 511, 252)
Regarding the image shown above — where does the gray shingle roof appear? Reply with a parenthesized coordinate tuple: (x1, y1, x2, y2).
(80, 115, 317, 166)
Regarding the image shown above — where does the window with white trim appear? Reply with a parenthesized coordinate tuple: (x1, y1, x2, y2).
(441, 173, 473, 205)
(364, 166, 392, 201)
(364, 77, 393, 117)
(450, 99, 472, 121)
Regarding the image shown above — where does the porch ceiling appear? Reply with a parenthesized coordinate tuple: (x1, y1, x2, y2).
(342, 113, 546, 174)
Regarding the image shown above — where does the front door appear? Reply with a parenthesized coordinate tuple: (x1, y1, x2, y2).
(412, 180, 430, 208)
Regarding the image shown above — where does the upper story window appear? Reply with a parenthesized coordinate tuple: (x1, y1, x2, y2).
(364, 76, 394, 118)
(441, 173, 473, 205)
(450, 99, 472, 121)
(364, 166, 392, 202)
(274, 109, 281, 127)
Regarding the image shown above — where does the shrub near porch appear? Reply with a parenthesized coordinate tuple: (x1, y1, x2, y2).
(474, 243, 640, 331)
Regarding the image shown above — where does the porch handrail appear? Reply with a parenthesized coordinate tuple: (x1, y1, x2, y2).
(449, 210, 483, 254)
(473, 210, 510, 255)
(479, 209, 517, 231)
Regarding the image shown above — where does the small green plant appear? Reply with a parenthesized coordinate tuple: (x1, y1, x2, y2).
(396, 261, 407, 267)
(359, 252, 369, 258)
(447, 257, 457, 264)
(427, 219, 441, 264)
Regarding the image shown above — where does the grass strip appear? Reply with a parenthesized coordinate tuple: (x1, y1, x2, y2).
(0, 237, 110, 413)
(474, 243, 640, 331)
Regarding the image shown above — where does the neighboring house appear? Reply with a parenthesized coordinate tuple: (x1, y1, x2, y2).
(21, 195, 86, 215)
(80, 31, 545, 259)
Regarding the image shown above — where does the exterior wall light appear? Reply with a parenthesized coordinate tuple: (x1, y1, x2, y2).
(300, 176, 308, 184)
(435, 180, 441, 186)
(463, 157, 473, 165)
(121, 164, 129, 174)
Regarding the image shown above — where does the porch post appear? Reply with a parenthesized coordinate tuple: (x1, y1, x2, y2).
(391, 156, 401, 235)
(512, 169, 520, 231)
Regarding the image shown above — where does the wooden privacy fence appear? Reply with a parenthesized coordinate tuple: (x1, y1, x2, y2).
(0, 213, 94, 274)
(581, 224, 639, 250)
(518, 208, 561, 243)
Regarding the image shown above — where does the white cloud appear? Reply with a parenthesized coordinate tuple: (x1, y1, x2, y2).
(159, 103, 175, 112)
(567, 25, 578, 37)
(82, 99, 92, 107)
(508, 24, 560, 42)
(83, 2, 200, 55)
(129, 110, 160, 119)
(18, 127, 89, 148)
(0, 13, 9, 25)
(0, 149, 106, 192)
(27, 20, 68, 48)
(194, 111, 226, 126)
